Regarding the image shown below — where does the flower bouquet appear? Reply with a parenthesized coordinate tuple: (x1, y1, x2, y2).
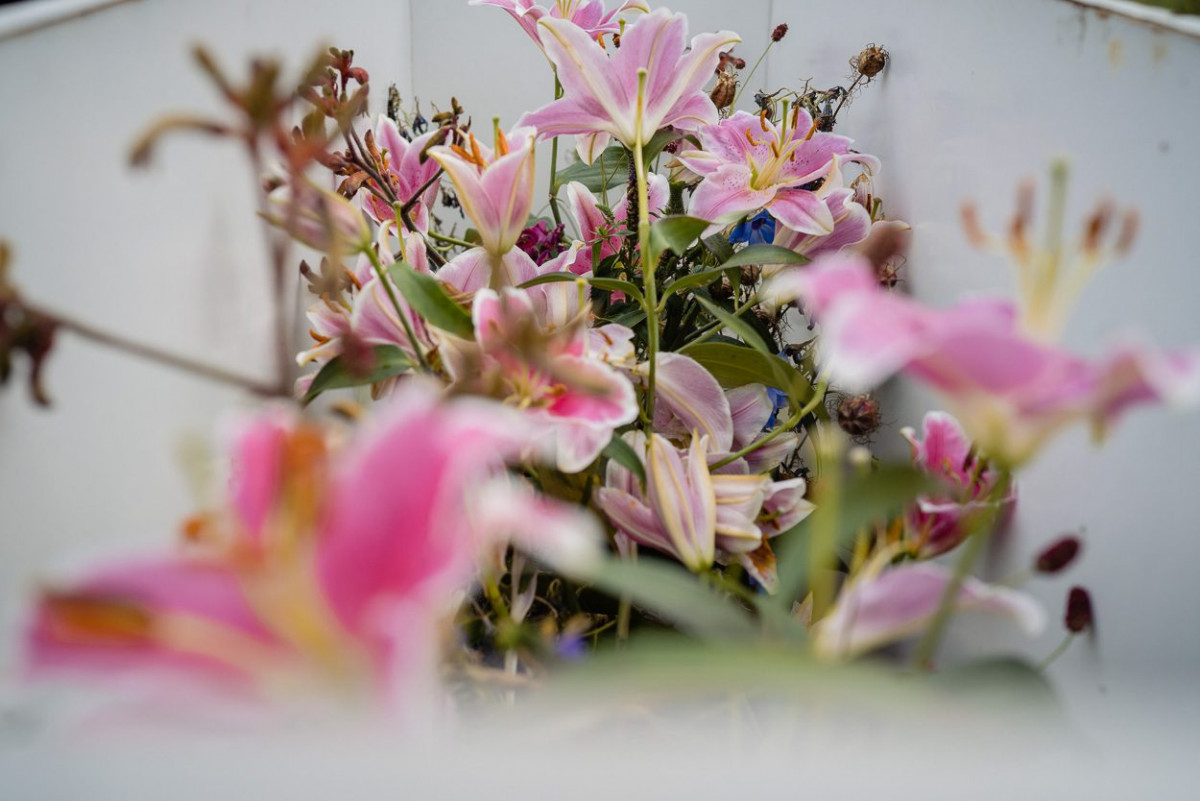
(4, 0, 1198, 733)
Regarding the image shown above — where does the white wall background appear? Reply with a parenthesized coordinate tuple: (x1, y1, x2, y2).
(1, 0, 1198, 739)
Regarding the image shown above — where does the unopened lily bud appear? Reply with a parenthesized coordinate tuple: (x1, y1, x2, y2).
(1035, 535, 1082, 574)
(1065, 586, 1094, 633)
(771, 23, 789, 42)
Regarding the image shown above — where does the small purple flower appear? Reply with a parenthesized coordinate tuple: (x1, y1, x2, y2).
(516, 220, 567, 266)
(729, 210, 777, 246)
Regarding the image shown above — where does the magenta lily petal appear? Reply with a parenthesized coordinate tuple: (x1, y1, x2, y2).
(814, 563, 1045, 660)
(472, 0, 649, 50)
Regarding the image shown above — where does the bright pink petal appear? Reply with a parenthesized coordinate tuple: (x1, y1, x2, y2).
(768, 189, 836, 236)
(646, 352, 735, 452)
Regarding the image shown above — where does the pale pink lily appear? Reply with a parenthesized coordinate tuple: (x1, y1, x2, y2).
(361, 117, 444, 232)
(520, 9, 740, 163)
(430, 124, 542, 289)
(767, 254, 1200, 466)
(472, 0, 649, 50)
(901, 411, 1015, 558)
(26, 385, 599, 706)
(680, 110, 878, 236)
(813, 561, 1045, 660)
(471, 287, 639, 472)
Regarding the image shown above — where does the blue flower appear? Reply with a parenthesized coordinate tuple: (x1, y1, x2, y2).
(729, 210, 777, 246)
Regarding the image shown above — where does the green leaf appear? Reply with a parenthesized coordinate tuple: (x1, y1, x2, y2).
(660, 266, 737, 300)
(302, 345, 413, 404)
(649, 215, 709, 261)
(586, 276, 644, 304)
(601, 434, 645, 486)
(774, 465, 937, 605)
(554, 144, 627, 193)
(693, 296, 773, 354)
(518, 272, 645, 306)
(718, 244, 810, 269)
(568, 557, 757, 641)
(388, 262, 473, 340)
(680, 342, 814, 411)
(702, 233, 735, 264)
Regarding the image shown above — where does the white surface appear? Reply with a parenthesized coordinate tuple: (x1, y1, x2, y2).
(0, 0, 1198, 770)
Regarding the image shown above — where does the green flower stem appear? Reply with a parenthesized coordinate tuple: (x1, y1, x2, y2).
(685, 292, 759, 345)
(1038, 632, 1077, 671)
(548, 75, 564, 227)
(911, 469, 1013, 670)
(633, 68, 660, 421)
(732, 40, 777, 109)
(428, 230, 474, 249)
(363, 246, 432, 374)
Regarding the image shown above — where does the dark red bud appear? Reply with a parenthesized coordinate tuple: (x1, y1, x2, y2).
(1036, 536, 1082, 574)
(771, 23, 789, 42)
(1065, 586, 1094, 634)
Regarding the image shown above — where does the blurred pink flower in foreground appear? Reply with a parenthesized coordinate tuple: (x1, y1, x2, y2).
(902, 411, 1015, 558)
(472, 0, 649, 50)
(814, 562, 1045, 660)
(26, 383, 598, 710)
(767, 254, 1200, 467)
(520, 9, 739, 162)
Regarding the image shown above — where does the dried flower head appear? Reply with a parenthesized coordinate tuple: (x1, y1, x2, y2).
(852, 44, 889, 79)
(836, 394, 882, 439)
(771, 23, 789, 43)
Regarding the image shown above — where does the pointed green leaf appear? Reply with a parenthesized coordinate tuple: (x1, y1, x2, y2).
(693, 296, 773, 354)
(601, 434, 646, 486)
(680, 341, 814, 411)
(302, 345, 413, 404)
(719, 244, 810, 269)
(649, 215, 709, 259)
(388, 262, 473, 339)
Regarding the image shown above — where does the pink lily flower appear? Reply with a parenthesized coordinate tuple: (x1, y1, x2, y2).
(557, 175, 669, 276)
(520, 9, 740, 163)
(767, 254, 1200, 466)
(361, 116, 444, 232)
(430, 124, 542, 289)
(596, 432, 721, 572)
(901, 412, 1015, 558)
(679, 111, 878, 236)
(471, 0, 649, 50)
(813, 562, 1045, 660)
(471, 287, 639, 472)
(25, 384, 599, 708)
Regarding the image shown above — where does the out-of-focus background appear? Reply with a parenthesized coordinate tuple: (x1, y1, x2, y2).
(1, 0, 1199, 791)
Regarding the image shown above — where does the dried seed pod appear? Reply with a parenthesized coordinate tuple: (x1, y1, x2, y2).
(852, 44, 889, 78)
(710, 69, 737, 112)
(836, 394, 881, 439)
